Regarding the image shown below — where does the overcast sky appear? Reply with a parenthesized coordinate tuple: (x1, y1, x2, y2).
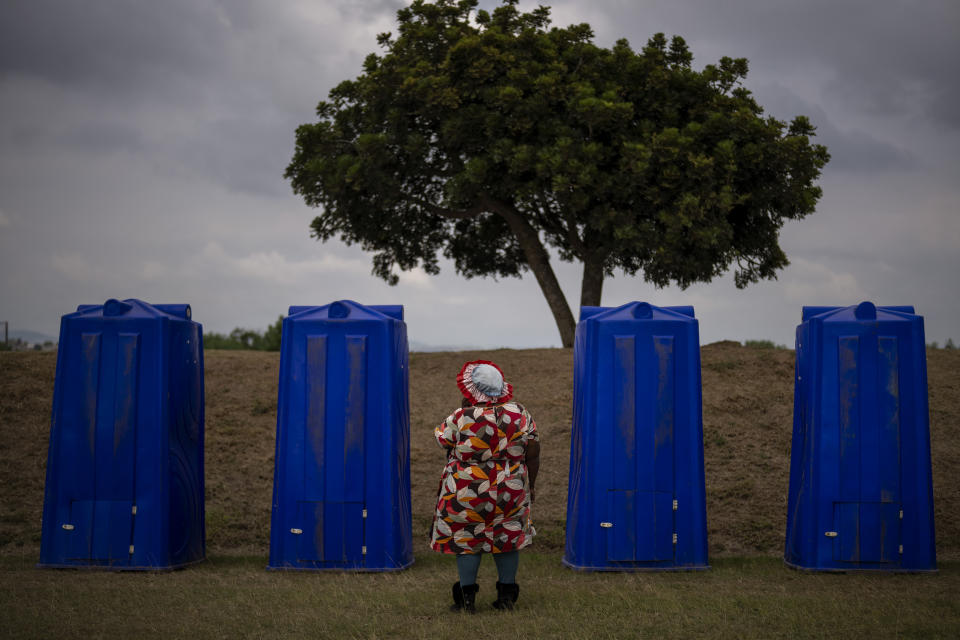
(1, 0, 958, 348)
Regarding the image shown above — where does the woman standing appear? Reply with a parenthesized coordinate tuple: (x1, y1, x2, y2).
(430, 360, 540, 613)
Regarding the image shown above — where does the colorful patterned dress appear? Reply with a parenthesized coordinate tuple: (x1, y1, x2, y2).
(430, 402, 539, 554)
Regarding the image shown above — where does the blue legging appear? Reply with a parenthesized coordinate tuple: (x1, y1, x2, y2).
(456, 551, 519, 587)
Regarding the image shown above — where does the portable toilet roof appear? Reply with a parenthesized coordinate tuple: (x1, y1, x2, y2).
(785, 302, 936, 571)
(39, 299, 205, 570)
(269, 300, 413, 571)
(564, 302, 709, 571)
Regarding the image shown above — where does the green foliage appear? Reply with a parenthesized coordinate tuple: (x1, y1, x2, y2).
(286, 0, 829, 343)
(204, 316, 284, 351)
(744, 339, 788, 350)
(0, 338, 30, 351)
(928, 338, 958, 350)
(202, 332, 246, 350)
(261, 315, 283, 351)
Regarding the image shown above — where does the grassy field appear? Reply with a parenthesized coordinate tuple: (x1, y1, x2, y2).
(2, 553, 959, 639)
(2, 345, 959, 637)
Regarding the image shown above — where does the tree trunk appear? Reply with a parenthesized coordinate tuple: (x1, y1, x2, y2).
(489, 199, 576, 347)
(580, 255, 604, 308)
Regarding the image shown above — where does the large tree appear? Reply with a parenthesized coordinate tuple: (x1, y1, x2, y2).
(286, 0, 829, 347)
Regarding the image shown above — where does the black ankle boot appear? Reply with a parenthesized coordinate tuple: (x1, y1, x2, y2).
(492, 581, 520, 610)
(450, 582, 479, 613)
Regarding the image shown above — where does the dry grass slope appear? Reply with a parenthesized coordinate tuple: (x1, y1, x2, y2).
(2, 345, 958, 560)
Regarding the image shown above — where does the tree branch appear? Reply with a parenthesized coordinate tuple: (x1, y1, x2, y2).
(484, 196, 577, 347)
(563, 208, 587, 257)
(408, 196, 489, 220)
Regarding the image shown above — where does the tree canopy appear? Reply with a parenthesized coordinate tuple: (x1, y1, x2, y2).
(286, 0, 830, 346)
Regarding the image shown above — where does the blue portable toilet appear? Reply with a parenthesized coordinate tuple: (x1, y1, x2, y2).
(268, 300, 413, 571)
(39, 299, 205, 570)
(785, 302, 936, 572)
(563, 302, 709, 571)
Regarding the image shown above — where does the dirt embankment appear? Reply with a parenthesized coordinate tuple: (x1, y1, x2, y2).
(2, 345, 958, 558)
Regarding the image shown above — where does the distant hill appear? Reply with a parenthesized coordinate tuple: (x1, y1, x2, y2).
(408, 340, 479, 352)
(7, 329, 57, 344)
(408, 339, 558, 352)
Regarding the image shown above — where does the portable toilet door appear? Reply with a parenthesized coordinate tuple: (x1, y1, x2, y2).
(785, 302, 936, 572)
(563, 302, 709, 571)
(38, 299, 205, 570)
(268, 301, 413, 571)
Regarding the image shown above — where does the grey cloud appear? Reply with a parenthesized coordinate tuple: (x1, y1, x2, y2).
(0, 0, 395, 112)
(814, 3, 960, 125)
(162, 116, 296, 198)
(0, 0, 408, 199)
(50, 119, 146, 157)
(552, 0, 960, 128)
(823, 128, 915, 173)
(927, 87, 960, 130)
(340, 0, 408, 22)
(753, 83, 917, 173)
(0, 0, 232, 99)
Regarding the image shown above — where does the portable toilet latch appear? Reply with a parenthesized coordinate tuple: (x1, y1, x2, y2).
(362, 509, 368, 519)
(61, 524, 74, 531)
(673, 499, 678, 511)
(899, 510, 903, 519)
(824, 531, 838, 538)
(600, 522, 613, 528)
(129, 545, 134, 555)
(132, 505, 137, 515)
(290, 528, 303, 535)
(362, 546, 367, 555)
(672, 533, 678, 545)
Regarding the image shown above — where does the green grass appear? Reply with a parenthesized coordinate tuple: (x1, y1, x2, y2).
(2, 553, 958, 639)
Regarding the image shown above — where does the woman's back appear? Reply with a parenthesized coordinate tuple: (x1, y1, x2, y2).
(442, 402, 533, 465)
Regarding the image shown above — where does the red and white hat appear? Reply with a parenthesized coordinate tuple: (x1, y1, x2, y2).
(457, 360, 514, 404)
